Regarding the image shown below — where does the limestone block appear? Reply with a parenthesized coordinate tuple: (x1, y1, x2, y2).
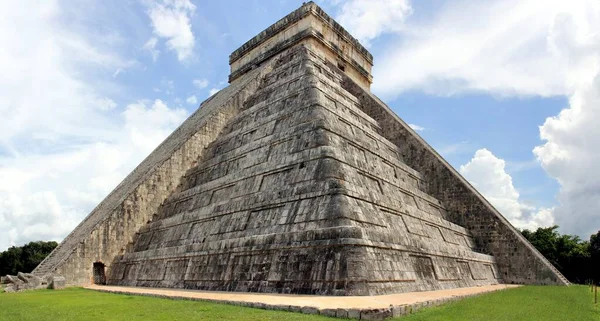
(5, 275, 20, 284)
(347, 309, 361, 319)
(17, 272, 42, 288)
(319, 309, 336, 317)
(51, 276, 66, 290)
(300, 306, 319, 315)
(360, 308, 392, 320)
(16, 272, 27, 282)
(392, 305, 406, 317)
(335, 309, 349, 318)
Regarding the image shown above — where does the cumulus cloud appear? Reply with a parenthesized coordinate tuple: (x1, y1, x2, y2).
(0, 1, 187, 250)
(95, 98, 118, 111)
(193, 78, 209, 89)
(208, 88, 220, 96)
(334, 0, 412, 46)
(0, 0, 134, 151)
(368, 0, 574, 98)
(0, 100, 187, 251)
(123, 100, 187, 151)
(143, 37, 160, 61)
(0, 191, 79, 250)
(146, 0, 196, 61)
(186, 95, 198, 105)
(408, 124, 424, 131)
(533, 2, 600, 237)
(460, 149, 554, 230)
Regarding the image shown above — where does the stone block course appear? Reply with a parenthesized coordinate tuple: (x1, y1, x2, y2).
(51, 276, 66, 290)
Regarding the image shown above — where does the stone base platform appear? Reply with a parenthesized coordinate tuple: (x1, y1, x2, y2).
(86, 284, 519, 320)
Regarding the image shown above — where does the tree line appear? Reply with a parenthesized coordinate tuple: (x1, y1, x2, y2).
(0, 228, 599, 284)
(0, 241, 57, 276)
(521, 226, 600, 284)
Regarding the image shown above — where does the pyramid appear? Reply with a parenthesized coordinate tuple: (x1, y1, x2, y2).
(33, 2, 568, 295)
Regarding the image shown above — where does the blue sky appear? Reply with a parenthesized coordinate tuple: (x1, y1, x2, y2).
(1, 0, 599, 251)
(398, 93, 565, 204)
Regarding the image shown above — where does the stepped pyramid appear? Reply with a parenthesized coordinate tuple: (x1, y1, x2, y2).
(34, 2, 568, 295)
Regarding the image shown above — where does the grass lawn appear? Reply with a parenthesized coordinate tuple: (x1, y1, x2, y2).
(0, 287, 333, 321)
(0, 285, 597, 321)
(398, 285, 598, 321)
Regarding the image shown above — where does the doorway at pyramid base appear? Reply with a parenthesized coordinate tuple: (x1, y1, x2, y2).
(106, 194, 500, 296)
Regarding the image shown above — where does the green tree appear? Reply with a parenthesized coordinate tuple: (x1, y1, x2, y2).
(0, 241, 58, 276)
(590, 230, 600, 283)
(521, 226, 592, 284)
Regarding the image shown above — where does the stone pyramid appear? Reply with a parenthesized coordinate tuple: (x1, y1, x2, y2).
(33, 2, 568, 295)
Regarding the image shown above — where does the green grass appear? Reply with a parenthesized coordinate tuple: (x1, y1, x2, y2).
(0, 285, 597, 321)
(0, 287, 333, 321)
(397, 285, 599, 321)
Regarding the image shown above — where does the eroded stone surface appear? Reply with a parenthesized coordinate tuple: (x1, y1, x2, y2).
(51, 276, 66, 290)
(1, 272, 49, 292)
(104, 45, 504, 295)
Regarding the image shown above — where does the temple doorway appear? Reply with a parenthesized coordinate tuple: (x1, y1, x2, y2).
(93, 262, 106, 285)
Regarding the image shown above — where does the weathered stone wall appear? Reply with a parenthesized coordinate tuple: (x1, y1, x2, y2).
(33, 61, 274, 286)
(338, 65, 569, 286)
(110, 47, 359, 294)
(108, 45, 502, 296)
(309, 59, 501, 293)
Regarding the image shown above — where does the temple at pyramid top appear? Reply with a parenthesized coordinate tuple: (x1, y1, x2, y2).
(229, 1, 373, 89)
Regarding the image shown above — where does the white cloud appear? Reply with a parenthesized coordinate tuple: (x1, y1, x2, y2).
(143, 37, 160, 61)
(112, 68, 123, 78)
(193, 78, 209, 89)
(408, 123, 424, 131)
(95, 98, 118, 111)
(529, 1, 600, 238)
(460, 149, 555, 230)
(0, 100, 187, 251)
(334, 0, 412, 46)
(123, 99, 187, 150)
(0, 0, 135, 154)
(186, 95, 198, 105)
(533, 6, 600, 237)
(0, 191, 80, 249)
(160, 79, 175, 95)
(208, 88, 220, 96)
(0, 1, 188, 251)
(146, 0, 196, 61)
(367, 0, 576, 98)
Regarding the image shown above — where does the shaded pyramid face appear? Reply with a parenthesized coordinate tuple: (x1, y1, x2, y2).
(34, 2, 567, 294)
(107, 46, 507, 295)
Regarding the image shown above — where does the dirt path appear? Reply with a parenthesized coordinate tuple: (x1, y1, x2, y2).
(87, 283, 519, 319)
